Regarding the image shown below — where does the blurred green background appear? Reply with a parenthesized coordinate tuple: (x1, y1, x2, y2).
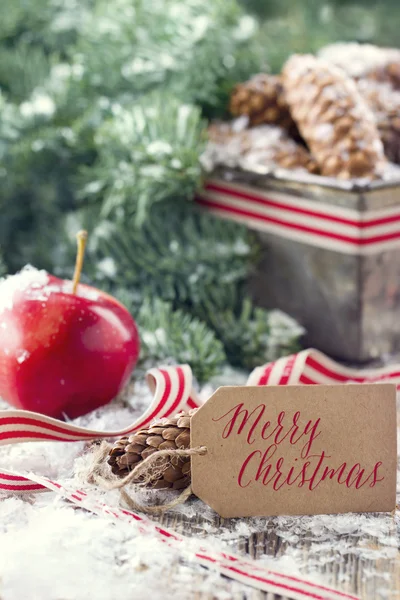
(0, 0, 398, 379)
(245, 0, 400, 72)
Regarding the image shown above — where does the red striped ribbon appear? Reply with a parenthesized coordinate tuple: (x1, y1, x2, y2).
(3, 347, 400, 599)
(21, 474, 359, 600)
(196, 179, 400, 255)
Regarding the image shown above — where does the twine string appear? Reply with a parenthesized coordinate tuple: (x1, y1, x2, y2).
(86, 441, 207, 514)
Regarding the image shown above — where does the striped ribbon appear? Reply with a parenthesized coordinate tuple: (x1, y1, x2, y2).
(196, 179, 400, 255)
(3, 347, 400, 599)
(21, 474, 359, 600)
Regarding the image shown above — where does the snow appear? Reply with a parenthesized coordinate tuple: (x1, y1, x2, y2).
(0, 370, 399, 599)
(266, 309, 306, 359)
(0, 383, 249, 600)
(16, 350, 30, 364)
(142, 328, 167, 349)
(20, 93, 56, 119)
(0, 266, 100, 317)
(96, 257, 117, 278)
(318, 43, 400, 78)
(0, 266, 49, 314)
(202, 121, 311, 173)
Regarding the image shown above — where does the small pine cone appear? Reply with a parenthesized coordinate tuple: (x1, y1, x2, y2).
(358, 80, 400, 164)
(108, 410, 196, 490)
(282, 54, 387, 179)
(206, 120, 319, 175)
(229, 74, 298, 135)
(318, 42, 400, 90)
(366, 61, 400, 91)
(274, 143, 320, 175)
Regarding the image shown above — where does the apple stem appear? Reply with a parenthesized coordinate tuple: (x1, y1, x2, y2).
(72, 230, 88, 295)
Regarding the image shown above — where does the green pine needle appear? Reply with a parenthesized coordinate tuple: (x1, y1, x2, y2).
(0, 249, 7, 277)
(137, 298, 226, 383)
(86, 202, 255, 307)
(193, 285, 304, 369)
(79, 94, 205, 224)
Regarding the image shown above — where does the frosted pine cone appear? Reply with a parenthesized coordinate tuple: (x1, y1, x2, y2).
(358, 80, 400, 164)
(205, 120, 319, 174)
(108, 411, 195, 489)
(229, 74, 297, 134)
(318, 43, 400, 90)
(282, 54, 387, 179)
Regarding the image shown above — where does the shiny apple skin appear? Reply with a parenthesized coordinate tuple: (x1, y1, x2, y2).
(0, 275, 140, 418)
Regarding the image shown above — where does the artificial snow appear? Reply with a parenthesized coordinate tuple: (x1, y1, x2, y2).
(0, 266, 49, 314)
(0, 369, 399, 599)
(20, 93, 56, 120)
(0, 266, 100, 317)
(318, 43, 400, 78)
(15, 350, 30, 364)
(96, 257, 117, 278)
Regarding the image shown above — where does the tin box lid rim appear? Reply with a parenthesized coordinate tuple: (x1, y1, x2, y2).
(223, 164, 400, 194)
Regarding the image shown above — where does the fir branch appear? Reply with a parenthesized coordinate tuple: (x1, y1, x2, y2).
(73, 205, 303, 371)
(136, 298, 226, 383)
(0, 45, 51, 101)
(0, 0, 91, 57)
(70, 0, 265, 115)
(0, 91, 77, 270)
(0, 249, 7, 277)
(79, 95, 205, 223)
(195, 287, 304, 369)
(0, 0, 52, 45)
(84, 203, 255, 306)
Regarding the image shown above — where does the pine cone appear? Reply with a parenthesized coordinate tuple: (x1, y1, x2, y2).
(318, 42, 400, 90)
(229, 74, 298, 135)
(358, 80, 400, 163)
(273, 142, 320, 174)
(367, 61, 400, 91)
(282, 54, 387, 179)
(206, 120, 319, 175)
(108, 411, 196, 489)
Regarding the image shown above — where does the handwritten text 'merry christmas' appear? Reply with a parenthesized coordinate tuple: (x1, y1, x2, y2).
(213, 403, 384, 491)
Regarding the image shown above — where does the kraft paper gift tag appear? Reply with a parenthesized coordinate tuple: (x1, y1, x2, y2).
(191, 384, 397, 518)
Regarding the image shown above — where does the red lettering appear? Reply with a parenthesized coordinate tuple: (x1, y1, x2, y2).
(255, 445, 277, 483)
(320, 462, 347, 485)
(288, 417, 321, 458)
(273, 458, 285, 490)
(238, 450, 262, 487)
(370, 462, 384, 487)
(213, 403, 266, 444)
(237, 452, 385, 494)
(260, 419, 272, 438)
(337, 463, 348, 484)
(301, 419, 321, 458)
(273, 411, 287, 444)
(214, 405, 322, 455)
(306, 452, 330, 490)
(288, 411, 301, 446)
(354, 461, 384, 489)
(345, 463, 362, 488)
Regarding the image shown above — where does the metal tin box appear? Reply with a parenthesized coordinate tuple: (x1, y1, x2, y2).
(197, 167, 400, 363)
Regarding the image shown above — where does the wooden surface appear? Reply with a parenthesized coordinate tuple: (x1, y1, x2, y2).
(154, 380, 400, 600)
(158, 507, 400, 599)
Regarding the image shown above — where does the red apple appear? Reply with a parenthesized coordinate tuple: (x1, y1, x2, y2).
(0, 263, 140, 419)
